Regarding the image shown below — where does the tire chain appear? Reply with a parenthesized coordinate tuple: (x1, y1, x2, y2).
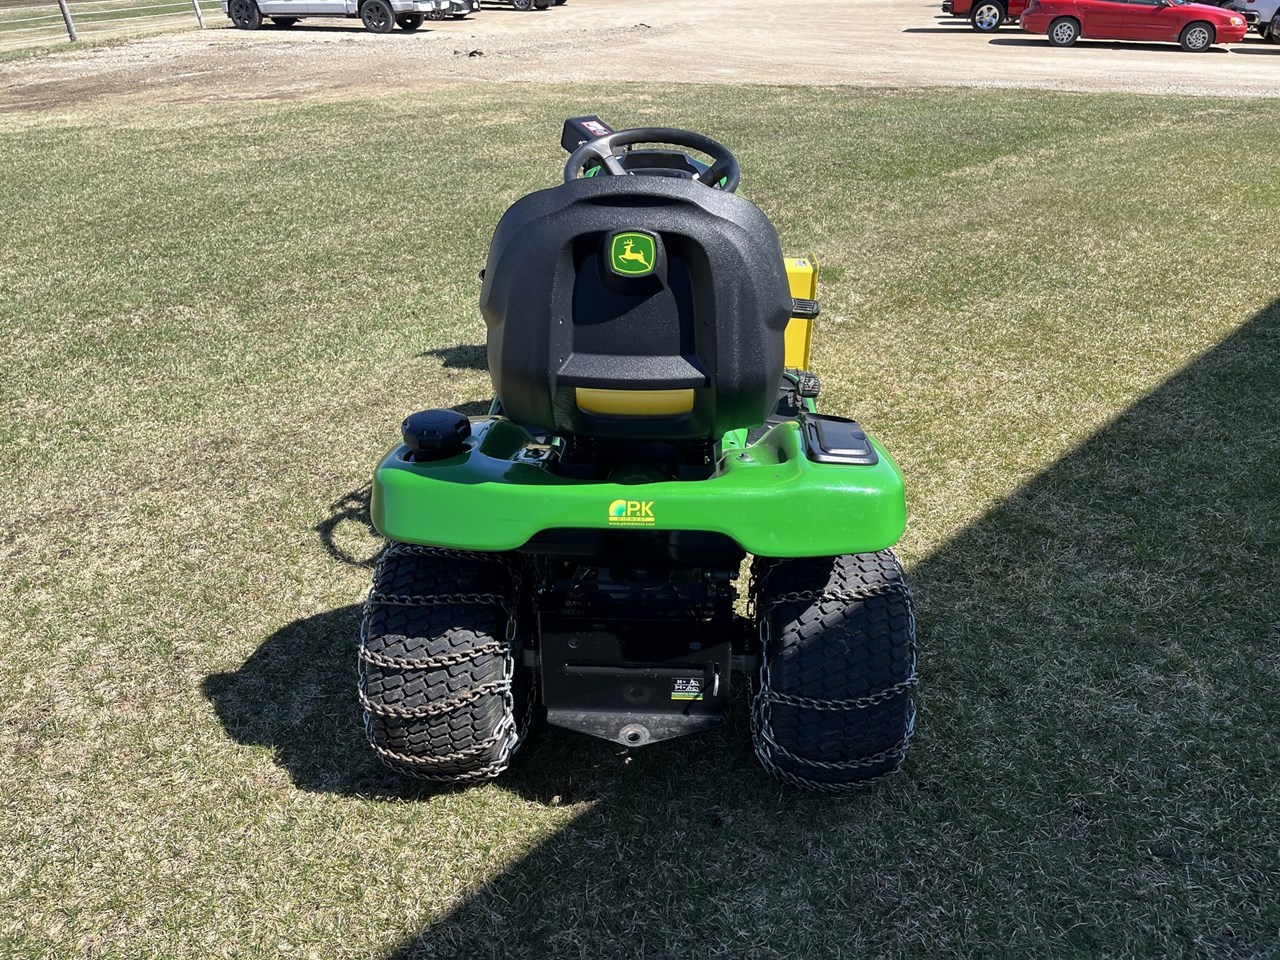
(750, 551, 918, 793)
(358, 541, 535, 783)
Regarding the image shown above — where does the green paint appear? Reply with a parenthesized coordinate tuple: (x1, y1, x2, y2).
(609, 232, 656, 276)
(371, 418, 906, 558)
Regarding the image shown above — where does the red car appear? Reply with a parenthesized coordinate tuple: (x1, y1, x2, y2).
(944, 0, 1031, 32)
(1020, 0, 1248, 49)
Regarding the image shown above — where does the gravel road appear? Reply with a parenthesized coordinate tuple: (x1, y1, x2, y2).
(3, 0, 1278, 113)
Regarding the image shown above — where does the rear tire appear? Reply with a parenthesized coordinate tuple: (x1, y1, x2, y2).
(1180, 20, 1214, 50)
(512, 0, 532, 8)
(228, 0, 261, 29)
(1268, 18, 1280, 41)
(361, 0, 394, 32)
(751, 551, 917, 791)
(359, 543, 531, 783)
(970, 0, 1005, 30)
(1047, 15, 1080, 45)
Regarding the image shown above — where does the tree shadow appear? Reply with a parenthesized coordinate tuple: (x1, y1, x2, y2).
(206, 300, 1280, 956)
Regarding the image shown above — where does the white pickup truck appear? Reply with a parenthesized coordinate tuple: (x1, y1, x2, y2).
(223, 0, 479, 32)
(1225, 0, 1280, 40)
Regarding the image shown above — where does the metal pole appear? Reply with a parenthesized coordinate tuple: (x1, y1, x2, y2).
(191, 0, 205, 27)
(56, 0, 77, 41)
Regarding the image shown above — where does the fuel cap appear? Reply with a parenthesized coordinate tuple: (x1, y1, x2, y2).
(401, 409, 471, 461)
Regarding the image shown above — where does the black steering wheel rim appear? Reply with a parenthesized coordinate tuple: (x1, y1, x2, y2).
(563, 127, 741, 193)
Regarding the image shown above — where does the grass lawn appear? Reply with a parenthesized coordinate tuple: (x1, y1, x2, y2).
(0, 0, 219, 54)
(1, 85, 1278, 959)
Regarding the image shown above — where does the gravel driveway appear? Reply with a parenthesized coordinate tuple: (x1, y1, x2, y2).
(3, 0, 1278, 113)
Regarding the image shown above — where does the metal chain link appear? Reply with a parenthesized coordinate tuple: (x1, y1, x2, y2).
(368, 590, 509, 608)
(365, 732, 507, 769)
(761, 674, 919, 712)
(358, 679, 507, 719)
(358, 640, 504, 672)
(760, 582, 909, 610)
(357, 542, 533, 783)
(749, 550, 919, 792)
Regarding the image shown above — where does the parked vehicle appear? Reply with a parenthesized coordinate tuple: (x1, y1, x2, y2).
(224, 0, 478, 31)
(426, 0, 480, 18)
(510, 0, 551, 9)
(1224, 0, 1280, 39)
(1020, 0, 1247, 49)
(942, 0, 1032, 32)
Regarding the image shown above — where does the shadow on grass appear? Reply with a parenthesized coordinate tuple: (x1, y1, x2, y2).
(310, 398, 492, 567)
(201, 601, 728, 803)
(207, 300, 1280, 956)
(314, 484, 379, 569)
(416, 344, 489, 371)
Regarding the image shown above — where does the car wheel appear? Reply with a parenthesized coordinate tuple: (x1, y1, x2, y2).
(227, 0, 262, 29)
(970, 0, 1005, 31)
(424, 7, 444, 19)
(1269, 19, 1280, 42)
(512, 0, 532, 9)
(272, 15, 297, 26)
(1046, 15, 1080, 45)
(1179, 20, 1214, 50)
(361, 0, 393, 31)
(397, 12, 425, 27)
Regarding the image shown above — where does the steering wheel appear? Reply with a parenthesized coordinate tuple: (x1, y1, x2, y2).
(563, 127, 741, 193)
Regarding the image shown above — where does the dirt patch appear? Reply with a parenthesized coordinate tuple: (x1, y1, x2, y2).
(3, 0, 1279, 113)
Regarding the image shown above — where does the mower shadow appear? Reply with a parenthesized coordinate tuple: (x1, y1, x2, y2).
(382, 299, 1280, 957)
(202, 601, 748, 803)
(416, 344, 489, 371)
(314, 484, 379, 569)
(205, 299, 1280, 955)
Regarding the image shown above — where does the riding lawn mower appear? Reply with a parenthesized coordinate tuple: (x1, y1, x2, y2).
(358, 117, 917, 792)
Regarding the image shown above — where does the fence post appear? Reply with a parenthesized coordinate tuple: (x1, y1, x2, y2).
(191, 0, 205, 27)
(56, 0, 77, 41)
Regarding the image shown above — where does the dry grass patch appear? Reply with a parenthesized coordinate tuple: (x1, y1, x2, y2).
(1, 86, 1278, 958)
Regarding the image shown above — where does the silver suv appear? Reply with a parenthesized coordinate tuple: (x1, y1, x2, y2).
(224, 0, 479, 32)
(1224, 0, 1280, 39)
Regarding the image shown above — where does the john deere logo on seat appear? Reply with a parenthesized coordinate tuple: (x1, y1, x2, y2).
(609, 231, 656, 276)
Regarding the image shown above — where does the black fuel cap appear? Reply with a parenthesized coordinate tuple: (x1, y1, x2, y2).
(401, 409, 471, 461)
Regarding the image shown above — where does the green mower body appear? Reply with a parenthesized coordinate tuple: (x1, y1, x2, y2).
(371, 415, 906, 558)
(358, 117, 917, 791)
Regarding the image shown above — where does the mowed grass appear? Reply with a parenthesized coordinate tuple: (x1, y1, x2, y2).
(1, 86, 1278, 959)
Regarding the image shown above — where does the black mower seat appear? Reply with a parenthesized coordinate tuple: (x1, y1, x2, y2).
(480, 176, 793, 442)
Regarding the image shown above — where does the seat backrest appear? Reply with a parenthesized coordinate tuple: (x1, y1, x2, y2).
(480, 177, 793, 441)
